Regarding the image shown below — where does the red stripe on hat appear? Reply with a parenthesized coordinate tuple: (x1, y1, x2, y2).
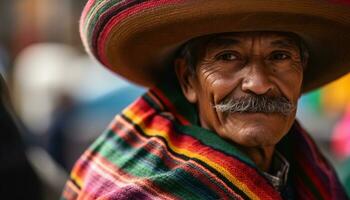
(97, 0, 183, 67)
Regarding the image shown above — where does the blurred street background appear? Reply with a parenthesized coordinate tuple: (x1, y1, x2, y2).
(0, 0, 349, 199)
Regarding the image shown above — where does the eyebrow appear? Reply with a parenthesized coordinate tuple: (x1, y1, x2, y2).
(206, 37, 241, 50)
(270, 39, 299, 50)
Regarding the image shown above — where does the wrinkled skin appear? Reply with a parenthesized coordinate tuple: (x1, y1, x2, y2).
(175, 32, 304, 170)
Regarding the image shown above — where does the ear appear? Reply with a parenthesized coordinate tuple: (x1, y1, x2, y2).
(174, 58, 198, 103)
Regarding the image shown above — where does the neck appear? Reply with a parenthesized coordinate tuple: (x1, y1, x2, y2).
(238, 145, 275, 172)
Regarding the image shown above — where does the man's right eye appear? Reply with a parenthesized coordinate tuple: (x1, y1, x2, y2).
(216, 52, 239, 61)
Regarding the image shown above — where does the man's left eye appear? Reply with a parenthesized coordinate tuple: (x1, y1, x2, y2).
(270, 52, 291, 60)
(216, 52, 238, 61)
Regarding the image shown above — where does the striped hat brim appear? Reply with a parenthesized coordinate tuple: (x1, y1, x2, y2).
(81, 0, 350, 92)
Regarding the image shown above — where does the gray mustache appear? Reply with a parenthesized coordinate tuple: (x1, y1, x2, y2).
(214, 95, 296, 116)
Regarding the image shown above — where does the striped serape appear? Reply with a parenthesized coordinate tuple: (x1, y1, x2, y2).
(62, 81, 348, 200)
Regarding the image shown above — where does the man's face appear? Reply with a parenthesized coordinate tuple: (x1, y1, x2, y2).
(176, 32, 304, 148)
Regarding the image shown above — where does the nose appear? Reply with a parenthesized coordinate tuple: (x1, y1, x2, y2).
(241, 59, 274, 95)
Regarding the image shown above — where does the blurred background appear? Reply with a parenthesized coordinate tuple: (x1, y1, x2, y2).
(0, 0, 349, 199)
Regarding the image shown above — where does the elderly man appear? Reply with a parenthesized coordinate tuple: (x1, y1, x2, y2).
(62, 1, 350, 199)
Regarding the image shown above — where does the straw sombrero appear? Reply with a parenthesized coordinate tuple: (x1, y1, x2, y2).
(80, 0, 350, 92)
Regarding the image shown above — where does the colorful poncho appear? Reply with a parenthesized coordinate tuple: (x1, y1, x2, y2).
(62, 80, 348, 200)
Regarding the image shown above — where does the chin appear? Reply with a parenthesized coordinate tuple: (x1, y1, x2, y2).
(222, 125, 286, 147)
(219, 113, 293, 147)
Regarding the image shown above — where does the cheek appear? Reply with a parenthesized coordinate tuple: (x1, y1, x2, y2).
(287, 73, 303, 101)
(197, 65, 243, 103)
(273, 68, 303, 102)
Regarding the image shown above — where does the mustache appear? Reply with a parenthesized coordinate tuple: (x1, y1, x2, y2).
(213, 94, 296, 116)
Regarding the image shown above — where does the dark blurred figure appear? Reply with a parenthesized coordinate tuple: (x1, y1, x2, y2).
(47, 93, 77, 170)
(0, 75, 42, 200)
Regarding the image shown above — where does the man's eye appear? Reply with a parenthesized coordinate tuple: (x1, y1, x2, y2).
(216, 52, 238, 61)
(270, 52, 291, 60)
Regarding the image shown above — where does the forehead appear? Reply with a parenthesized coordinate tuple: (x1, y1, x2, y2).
(205, 31, 301, 50)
